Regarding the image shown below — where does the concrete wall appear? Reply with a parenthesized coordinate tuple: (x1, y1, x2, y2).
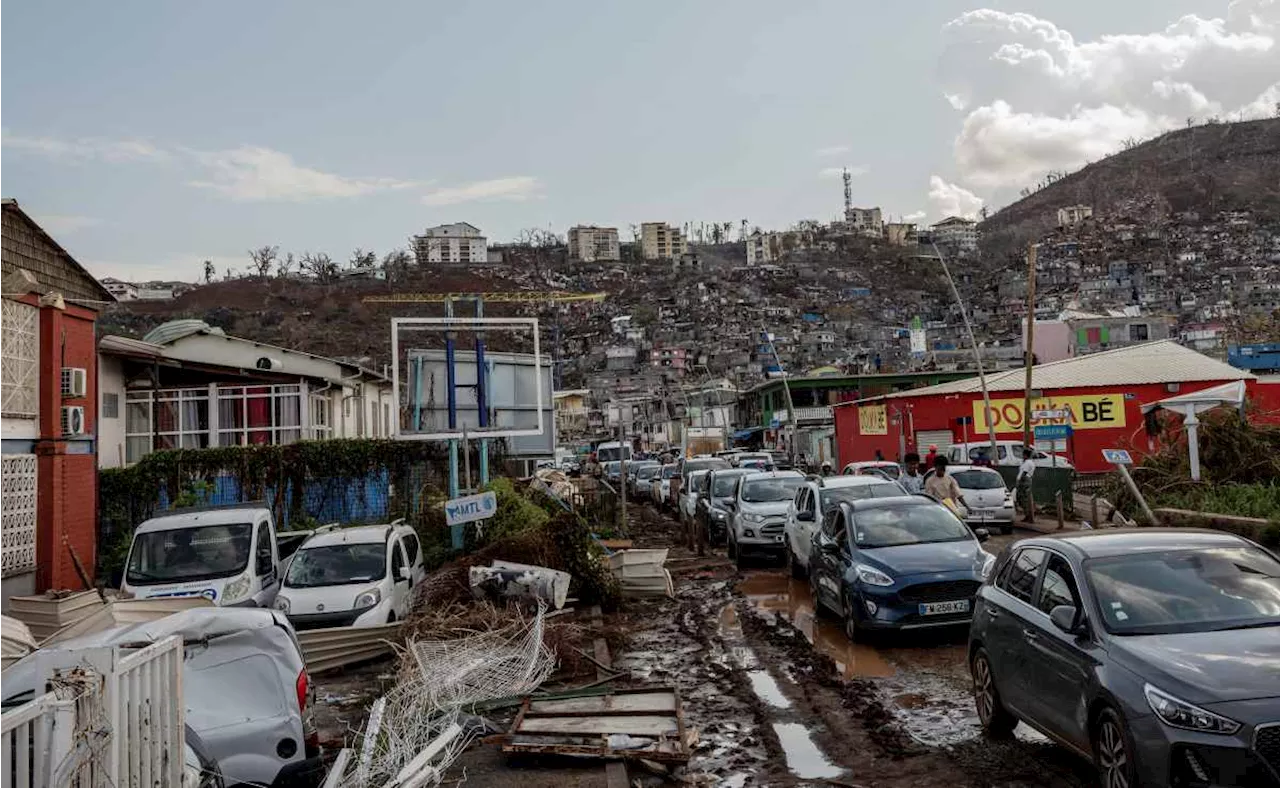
(98, 354, 127, 468)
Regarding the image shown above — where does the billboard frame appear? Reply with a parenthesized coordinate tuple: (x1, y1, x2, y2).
(390, 316, 543, 441)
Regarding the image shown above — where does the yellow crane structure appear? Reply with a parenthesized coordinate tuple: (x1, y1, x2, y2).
(361, 291, 607, 304)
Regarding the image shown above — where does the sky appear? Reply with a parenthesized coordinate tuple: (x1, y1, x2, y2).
(3, 1, 1277, 282)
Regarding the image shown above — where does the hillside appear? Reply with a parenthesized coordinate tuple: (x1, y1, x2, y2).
(979, 118, 1280, 259)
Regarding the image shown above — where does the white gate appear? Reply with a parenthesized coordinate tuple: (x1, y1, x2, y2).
(0, 635, 185, 788)
(1, 454, 38, 575)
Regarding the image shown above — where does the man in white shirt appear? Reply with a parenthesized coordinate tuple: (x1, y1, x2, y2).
(900, 452, 924, 494)
(1014, 447, 1036, 523)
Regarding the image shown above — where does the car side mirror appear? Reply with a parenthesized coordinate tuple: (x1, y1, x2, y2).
(820, 539, 840, 554)
(974, 528, 990, 543)
(724, 501, 736, 511)
(398, 567, 411, 582)
(797, 510, 814, 522)
(1050, 604, 1080, 634)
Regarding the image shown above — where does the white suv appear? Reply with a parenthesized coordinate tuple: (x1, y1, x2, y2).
(783, 474, 908, 578)
(727, 470, 805, 567)
(276, 523, 426, 629)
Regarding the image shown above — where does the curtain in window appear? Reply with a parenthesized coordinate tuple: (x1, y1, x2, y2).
(277, 391, 301, 444)
(247, 386, 271, 444)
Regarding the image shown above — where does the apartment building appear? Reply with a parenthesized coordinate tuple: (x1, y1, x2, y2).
(567, 225, 621, 262)
(931, 216, 978, 253)
(845, 207, 883, 238)
(412, 222, 487, 265)
(640, 222, 687, 260)
(1057, 204, 1094, 227)
(101, 277, 138, 301)
(746, 230, 778, 265)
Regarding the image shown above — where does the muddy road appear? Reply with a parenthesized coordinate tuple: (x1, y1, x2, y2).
(624, 504, 1098, 787)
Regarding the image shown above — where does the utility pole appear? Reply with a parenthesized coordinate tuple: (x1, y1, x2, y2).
(761, 324, 798, 463)
(930, 243, 999, 459)
(617, 420, 627, 534)
(1022, 243, 1037, 451)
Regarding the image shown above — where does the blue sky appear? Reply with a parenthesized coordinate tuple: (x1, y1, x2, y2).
(3, 1, 1275, 281)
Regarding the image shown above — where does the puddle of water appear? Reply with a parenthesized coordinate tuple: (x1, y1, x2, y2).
(740, 573, 896, 679)
(746, 670, 793, 709)
(771, 722, 845, 779)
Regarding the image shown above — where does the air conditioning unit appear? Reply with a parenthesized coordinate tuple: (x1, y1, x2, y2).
(61, 405, 86, 436)
(60, 367, 88, 398)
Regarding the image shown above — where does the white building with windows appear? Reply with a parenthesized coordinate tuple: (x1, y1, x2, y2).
(746, 230, 778, 265)
(98, 320, 393, 468)
(567, 225, 621, 262)
(640, 222, 686, 260)
(931, 216, 979, 253)
(412, 222, 487, 265)
(845, 207, 883, 238)
(1057, 204, 1093, 227)
(101, 277, 139, 301)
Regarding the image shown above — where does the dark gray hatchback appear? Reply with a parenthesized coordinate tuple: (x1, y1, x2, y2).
(969, 529, 1280, 788)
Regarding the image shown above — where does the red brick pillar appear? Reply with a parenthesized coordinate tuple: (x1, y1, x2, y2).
(35, 303, 67, 592)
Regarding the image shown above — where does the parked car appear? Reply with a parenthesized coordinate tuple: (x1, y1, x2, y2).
(809, 496, 993, 638)
(923, 464, 1015, 534)
(732, 451, 772, 468)
(970, 529, 1280, 788)
(727, 470, 806, 567)
(841, 461, 904, 480)
(680, 470, 712, 529)
(121, 504, 306, 608)
(632, 464, 663, 498)
(652, 464, 679, 507)
(784, 474, 908, 579)
(946, 441, 1074, 470)
(602, 461, 623, 484)
(697, 468, 755, 546)
(627, 460, 661, 495)
(3, 607, 324, 788)
(673, 456, 732, 510)
(275, 523, 426, 629)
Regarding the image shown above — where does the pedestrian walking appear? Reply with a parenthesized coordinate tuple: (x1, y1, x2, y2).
(900, 452, 924, 494)
(924, 444, 939, 469)
(1015, 446, 1036, 523)
(923, 456, 963, 508)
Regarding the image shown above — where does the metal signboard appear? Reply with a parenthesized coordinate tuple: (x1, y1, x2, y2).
(1102, 449, 1133, 465)
(1032, 409, 1068, 420)
(444, 491, 498, 526)
(1033, 424, 1073, 441)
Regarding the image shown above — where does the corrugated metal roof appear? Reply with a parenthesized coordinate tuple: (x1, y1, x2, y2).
(142, 319, 225, 345)
(865, 341, 1253, 403)
(99, 334, 165, 358)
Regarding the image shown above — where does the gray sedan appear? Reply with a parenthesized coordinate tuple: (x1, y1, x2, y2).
(969, 529, 1280, 788)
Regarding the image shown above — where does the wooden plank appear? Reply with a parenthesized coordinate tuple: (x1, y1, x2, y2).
(606, 761, 629, 788)
(518, 715, 678, 736)
(529, 692, 677, 715)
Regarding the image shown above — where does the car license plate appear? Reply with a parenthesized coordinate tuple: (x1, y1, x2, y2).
(919, 600, 970, 616)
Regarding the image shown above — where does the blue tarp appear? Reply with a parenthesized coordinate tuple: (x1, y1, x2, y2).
(732, 427, 765, 440)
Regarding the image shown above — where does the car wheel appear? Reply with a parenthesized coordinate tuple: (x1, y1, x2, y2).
(971, 648, 1017, 738)
(1093, 708, 1137, 788)
(727, 534, 737, 560)
(842, 590, 860, 641)
(809, 570, 829, 616)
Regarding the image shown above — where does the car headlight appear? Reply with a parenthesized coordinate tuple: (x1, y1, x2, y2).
(713, 510, 726, 520)
(854, 564, 894, 587)
(980, 553, 996, 580)
(354, 588, 382, 609)
(1144, 684, 1241, 735)
(743, 512, 765, 524)
(223, 574, 251, 602)
(274, 594, 291, 614)
(743, 528, 756, 538)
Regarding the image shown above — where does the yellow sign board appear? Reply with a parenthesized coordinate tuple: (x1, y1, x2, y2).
(858, 405, 888, 435)
(973, 394, 1126, 434)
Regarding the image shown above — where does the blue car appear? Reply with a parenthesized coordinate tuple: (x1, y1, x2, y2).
(808, 496, 994, 638)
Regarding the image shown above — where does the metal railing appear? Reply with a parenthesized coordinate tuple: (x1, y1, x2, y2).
(1, 692, 76, 788)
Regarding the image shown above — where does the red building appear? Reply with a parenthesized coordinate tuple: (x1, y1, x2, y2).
(2, 200, 114, 603)
(835, 341, 1273, 474)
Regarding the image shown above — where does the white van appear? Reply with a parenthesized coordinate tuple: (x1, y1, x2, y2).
(122, 505, 282, 608)
(275, 524, 426, 630)
(946, 441, 1074, 470)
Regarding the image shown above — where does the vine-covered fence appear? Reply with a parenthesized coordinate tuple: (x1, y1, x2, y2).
(98, 440, 450, 575)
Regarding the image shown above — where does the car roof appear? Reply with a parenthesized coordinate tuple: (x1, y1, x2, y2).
(845, 461, 899, 468)
(688, 469, 711, 478)
(945, 465, 1002, 474)
(819, 475, 900, 489)
(841, 495, 937, 512)
(135, 507, 272, 534)
(302, 524, 396, 548)
(1014, 528, 1253, 559)
(711, 468, 752, 478)
(742, 470, 804, 482)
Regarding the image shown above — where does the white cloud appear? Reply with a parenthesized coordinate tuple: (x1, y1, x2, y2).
(3, 133, 170, 163)
(928, 176, 984, 220)
(33, 214, 104, 235)
(903, 210, 927, 223)
(420, 176, 541, 206)
(188, 146, 418, 201)
(815, 145, 851, 157)
(818, 165, 867, 179)
(939, 2, 1280, 189)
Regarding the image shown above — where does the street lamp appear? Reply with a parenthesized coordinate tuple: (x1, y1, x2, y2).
(928, 242, 1000, 460)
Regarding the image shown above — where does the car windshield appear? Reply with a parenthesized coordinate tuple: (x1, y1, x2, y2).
(662, 466, 678, 479)
(1085, 547, 1280, 635)
(712, 473, 746, 496)
(126, 523, 252, 584)
(823, 483, 905, 506)
(852, 505, 972, 548)
(285, 543, 388, 588)
(951, 470, 1006, 490)
(687, 459, 730, 474)
(692, 473, 710, 493)
(741, 477, 803, 502)
(604, 462, 620, 474)
(870, 464, 901, 479)
(638, 466, 661, 480)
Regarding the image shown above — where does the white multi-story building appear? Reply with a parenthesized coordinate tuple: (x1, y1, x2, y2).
(931, 216, 979, 253)
(640, 222, 686, 260)
(101, 277, 139, 301)
(412, 222, 487, 265)
(567, 225, 621, 262)
(845, 207, 883, 237)
(1057, 205, 1093, 227)
(746, 230, 778, 265)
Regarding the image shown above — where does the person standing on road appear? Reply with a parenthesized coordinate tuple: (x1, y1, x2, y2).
(900, 452, 924, 494)
(924, 456, 963, 508)
(1015, 447, 1036, 523)
(924, 444, 939, 469)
